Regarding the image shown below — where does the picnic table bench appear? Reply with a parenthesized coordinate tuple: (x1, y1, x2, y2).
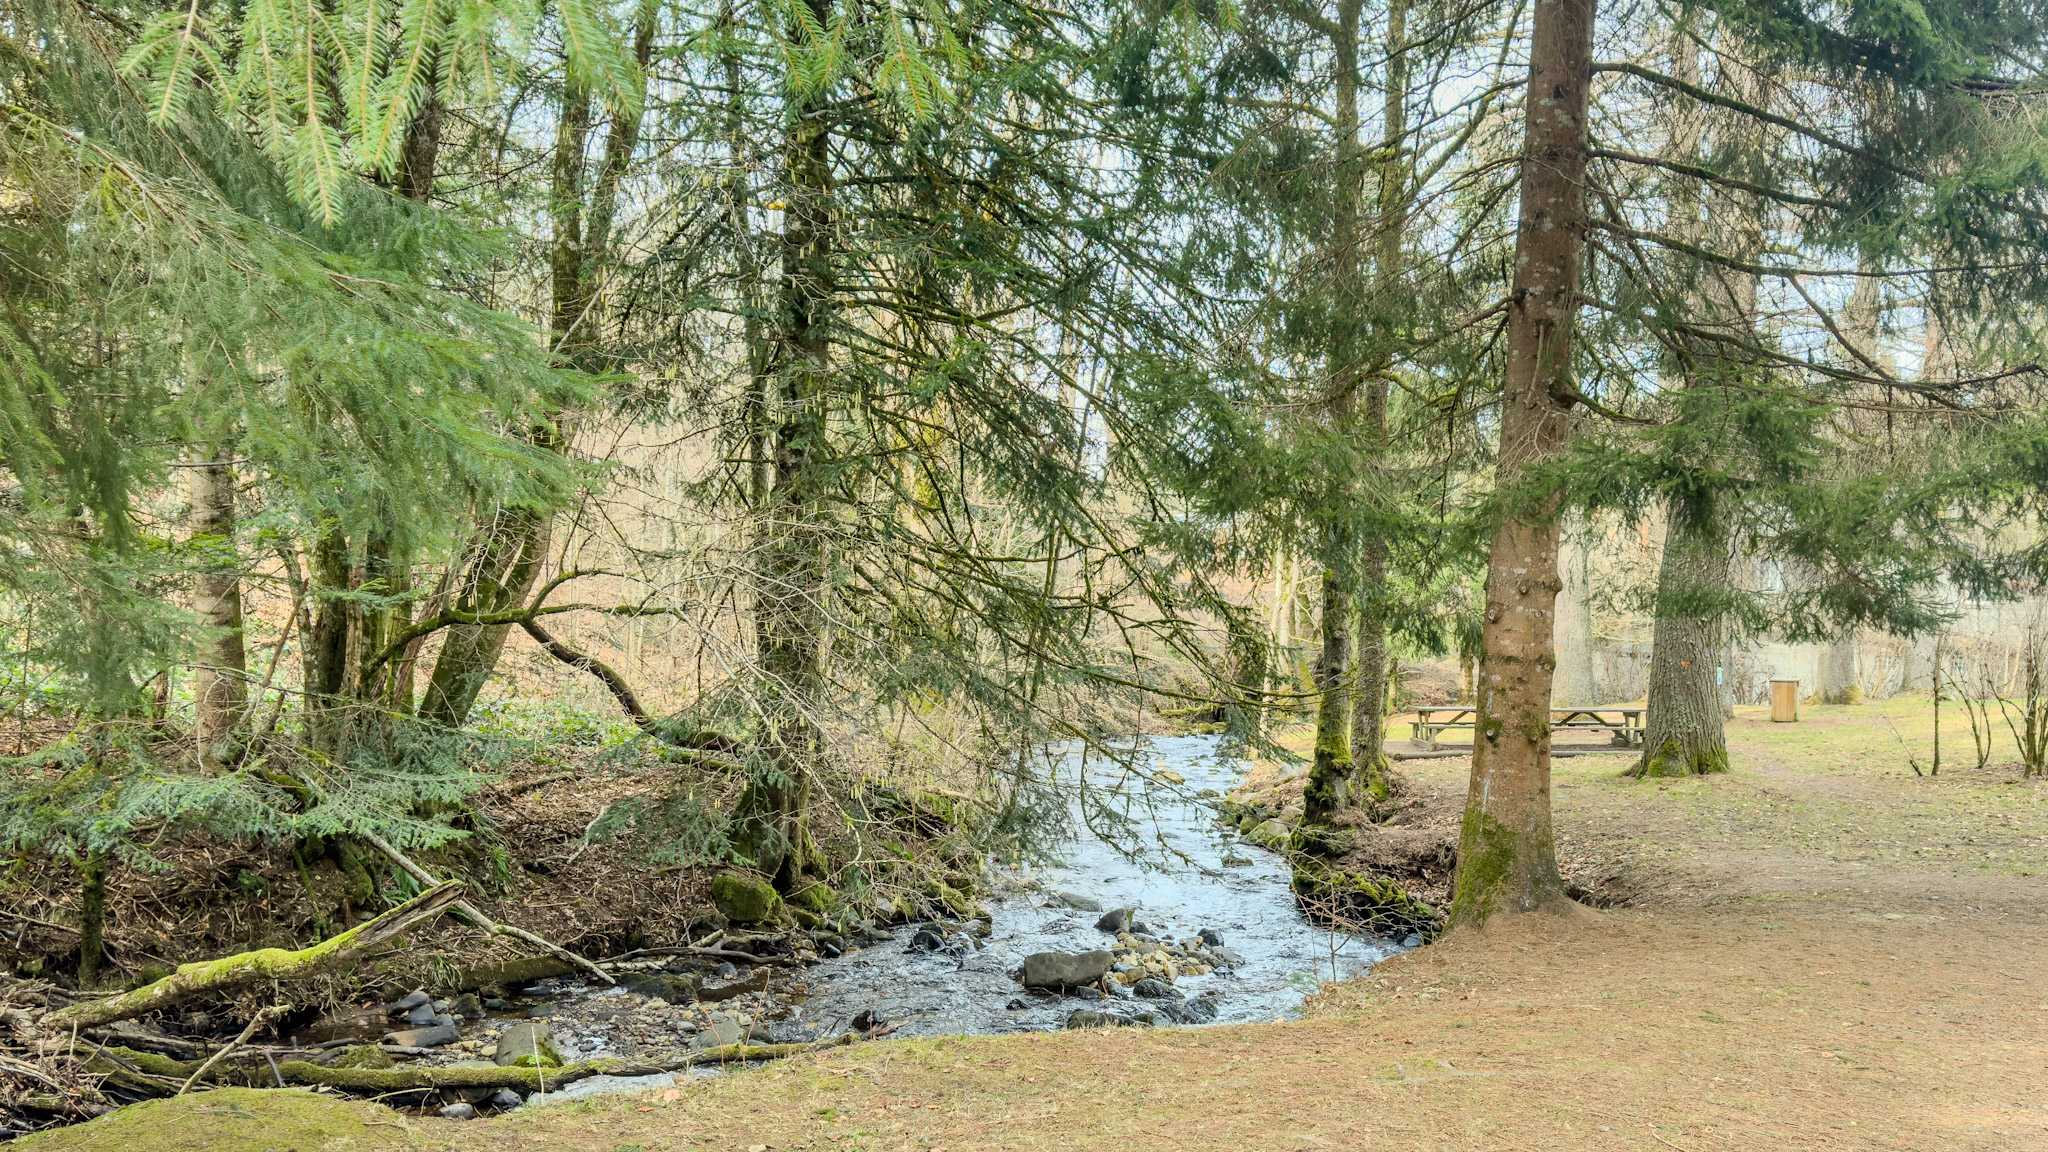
(1409, 705, 1646, 751)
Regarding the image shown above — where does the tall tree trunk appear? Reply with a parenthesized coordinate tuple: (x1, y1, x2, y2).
(1552, 518, 1596, 705)
(418, 14, 654, 727)
(1635, 511, 1732, 775)
(1346, 0, 1408, 808)
(1638, 24, 1761, 771)
(1447, 0, 1594, 928)
(736, 4, 833, 890)
(190, 458, 246, 764)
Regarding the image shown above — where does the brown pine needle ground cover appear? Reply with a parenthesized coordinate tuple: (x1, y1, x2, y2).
(25, 702, 2048, 1151)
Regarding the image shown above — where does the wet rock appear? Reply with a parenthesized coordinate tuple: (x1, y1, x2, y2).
(851, 1009, 886, 1032)
(691, 1020, 763, 1049)
(483, 998, 514, 1012)
(447, 993, 483, 1020)
(712, 873, 783, 923)
(1094, 908, 1134, 933)
(1155, 996, 1220, 1024)
(1208, 946, 1246, 967)
(389, 990, 431, 1014)
(1199, 928, 1225, 947)
(527, 1001, 557, 1018)
(1005, 999, 1027, 1011)
(1064, 1009, 1150, 1029)
(1402, 933, 1424, 948)
(1019, 950, 1113, 990)
(1131, 978, 1180, 1000)
(488, 1088, 523, 1110)
(494, 1021, 562, 1068)
(402, 1002, 440, 1027)
(909, 926, 946, 953)
(1052, 891, 1103, 912)
(622, 973, 700, 1004)
(384, 1024, 460, 1048)
(439, 1102, 477, 1121)
(699, 969, 770, 1002)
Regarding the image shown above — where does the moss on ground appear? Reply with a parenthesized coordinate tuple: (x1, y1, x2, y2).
(15, 1087, 411, 1152)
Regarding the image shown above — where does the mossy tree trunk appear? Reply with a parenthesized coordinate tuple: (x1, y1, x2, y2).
(1447, 0, 1594, 928)
(76, 848, 107, 989)
(737, 7, 833, 891)
(1635, 509, 1731, 776)
(1343, 0, 1409, 814)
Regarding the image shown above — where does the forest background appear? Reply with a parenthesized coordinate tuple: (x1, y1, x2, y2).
(3, 0, 2048, 991)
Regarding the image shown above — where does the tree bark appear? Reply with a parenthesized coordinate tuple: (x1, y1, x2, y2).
(189, 458, 246, 763)
(304, 530, 358, 751)
(1635, 512, 1731, 775)
(1447, 0, 1594, 928)
(75, 849, 106, 989)
(1551, 519, 1596, 705)
(736, 1, 834, 890)
(1344, 0, 1407, 813)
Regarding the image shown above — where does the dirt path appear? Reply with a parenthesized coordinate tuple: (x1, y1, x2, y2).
(28, 703, 2048, 1151)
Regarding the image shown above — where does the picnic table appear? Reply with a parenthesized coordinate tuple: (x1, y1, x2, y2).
(1409, 705, 1646, 751)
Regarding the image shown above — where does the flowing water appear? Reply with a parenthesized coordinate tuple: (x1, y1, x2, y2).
(491, 734, 1408, 1105)
(789, 733, 1406, 1038)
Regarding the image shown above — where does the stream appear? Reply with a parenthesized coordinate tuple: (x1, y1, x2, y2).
(496, 734, 1408, 1105)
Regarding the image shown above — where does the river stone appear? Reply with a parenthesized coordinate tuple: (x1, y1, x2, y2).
(390, 990, 431, 1013)
(711, 873, 783, 923)
(1208, 946, 1247, 967)
(691, 1020, 765, 1049)
(1094, 907, 1134, 933)
(1198, 928, 1225, 947)
(439, 1102, 477, 1120)
(1131, 977, 1180, 1000)
(622, 973, 700, 1004)
(1064, 1009, 1149, 1029)
(447, 993, 483, 1020)
(494, 1021, 562, 1068)
(402, 1001, 439, 1026)
(1156, 995, 1220, 1024)
(1052, 891, 1103, 912)
(1246, 819, 1292, 849)
(1019, 949, 1113, 990)
(488, 1088, 523, 1110)
(384, 1023, 460, 1048)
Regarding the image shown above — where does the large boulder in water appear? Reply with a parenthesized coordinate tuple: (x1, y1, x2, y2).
(1019, 950, 1112, 990)
(1094, 907, 1135, 933)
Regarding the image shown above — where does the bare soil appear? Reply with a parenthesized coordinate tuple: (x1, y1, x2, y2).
(26, 701, 2048, 1150)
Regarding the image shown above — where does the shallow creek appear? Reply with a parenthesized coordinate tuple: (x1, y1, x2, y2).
(338, 735, 1408, 1106)
(791, 733, 1406, 1038)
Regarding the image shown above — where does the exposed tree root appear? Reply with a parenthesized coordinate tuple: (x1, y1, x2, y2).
(43, 882, 465, 1031)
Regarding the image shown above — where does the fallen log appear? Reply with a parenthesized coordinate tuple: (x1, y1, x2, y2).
(358, 832, 615, 986)
(43, 881, 465, 1032)
(273, 1031, 863, 1094)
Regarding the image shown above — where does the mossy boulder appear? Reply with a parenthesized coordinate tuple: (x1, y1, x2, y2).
(711, 872, 783, 923)
(328, 1044, 396, 1070)
(791, 881, 839, 914)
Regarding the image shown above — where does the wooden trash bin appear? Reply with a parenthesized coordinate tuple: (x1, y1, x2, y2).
(1769, 679, 1799, 723)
